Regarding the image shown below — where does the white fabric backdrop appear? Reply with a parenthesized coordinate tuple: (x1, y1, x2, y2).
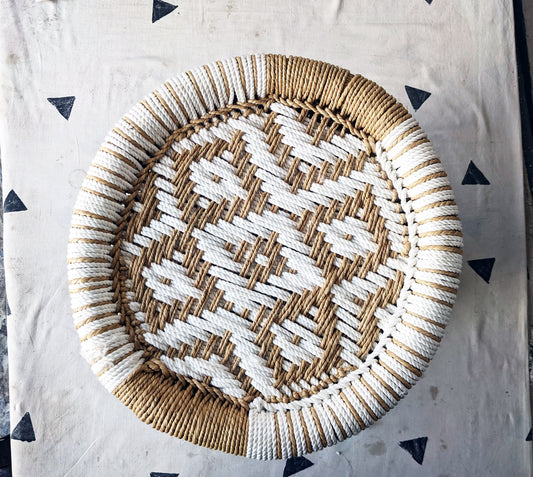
(0, 1, 530, 475)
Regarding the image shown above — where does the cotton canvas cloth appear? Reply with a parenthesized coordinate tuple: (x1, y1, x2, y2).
(0, 1, 530, 476)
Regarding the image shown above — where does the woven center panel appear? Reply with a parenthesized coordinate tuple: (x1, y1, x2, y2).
(116, 99, 410, 406)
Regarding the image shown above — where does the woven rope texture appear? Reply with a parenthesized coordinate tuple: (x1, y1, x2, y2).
(67, 54, 463, 459)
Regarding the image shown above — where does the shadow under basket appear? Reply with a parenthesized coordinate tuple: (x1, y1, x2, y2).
(67, 54, 463, 460)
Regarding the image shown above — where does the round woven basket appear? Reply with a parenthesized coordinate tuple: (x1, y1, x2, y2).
(67, 54, 462, 459)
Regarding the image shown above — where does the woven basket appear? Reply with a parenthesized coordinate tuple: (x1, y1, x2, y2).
(67, 54, 462, 459)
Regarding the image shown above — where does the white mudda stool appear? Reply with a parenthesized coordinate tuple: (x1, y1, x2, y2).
(67, 54, 463, 459)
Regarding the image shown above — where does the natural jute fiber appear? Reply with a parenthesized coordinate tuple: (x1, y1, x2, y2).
(67, 54, 463, 459)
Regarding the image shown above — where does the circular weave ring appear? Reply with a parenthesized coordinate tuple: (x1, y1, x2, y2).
(67, 54, 463, 459)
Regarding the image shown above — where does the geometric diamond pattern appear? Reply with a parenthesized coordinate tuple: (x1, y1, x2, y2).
(119, 101, 410, 405)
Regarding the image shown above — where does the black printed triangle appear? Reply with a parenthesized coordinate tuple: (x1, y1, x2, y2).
(425, 0, 433, 4)
(468, 258, 495, 284)
(47, 96, 75, 120)
(152, 0, 178, 23)
(399, 436, 428, 465)
(11, 413, 35, 442)
(526, 429, 532, 441)
(405, 85, 431, 111)
(150, 473, 179, 477)
(283, 456, 314, 477)
(462, 161, 490, 185)
(4, 190, 27, 213)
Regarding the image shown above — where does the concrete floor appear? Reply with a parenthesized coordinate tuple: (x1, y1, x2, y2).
(518, 0, 533, 388)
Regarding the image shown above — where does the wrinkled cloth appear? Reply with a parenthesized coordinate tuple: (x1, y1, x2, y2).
(0, 1, 530, 475)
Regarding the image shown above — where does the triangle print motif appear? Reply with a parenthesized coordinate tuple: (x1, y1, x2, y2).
(152, 0, 178, 23)
(11, 412, 35, 442)
(4, 190, 27, 213)
(150, 473, 179, 477)
(526, 429, 532, 441)
(47, 96, 75, 120)
(461, 161, 490, 185)
(405, 85, 431, 111)
(468, 258, 495, 284)
(399, 436, 428, 465)
(425, 0, 433, 4)
(283, 457, 314, 477)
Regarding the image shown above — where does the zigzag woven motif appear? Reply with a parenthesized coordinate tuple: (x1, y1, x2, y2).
(67, 54, 463, 459)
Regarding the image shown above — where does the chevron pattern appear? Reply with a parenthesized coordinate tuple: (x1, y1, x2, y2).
(119, 101, 410, 404)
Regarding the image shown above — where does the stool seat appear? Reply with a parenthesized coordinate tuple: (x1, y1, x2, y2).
(67, 54, 463, 459)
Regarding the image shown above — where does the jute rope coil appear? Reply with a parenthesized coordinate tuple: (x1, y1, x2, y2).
(67, 54, 463, 459)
